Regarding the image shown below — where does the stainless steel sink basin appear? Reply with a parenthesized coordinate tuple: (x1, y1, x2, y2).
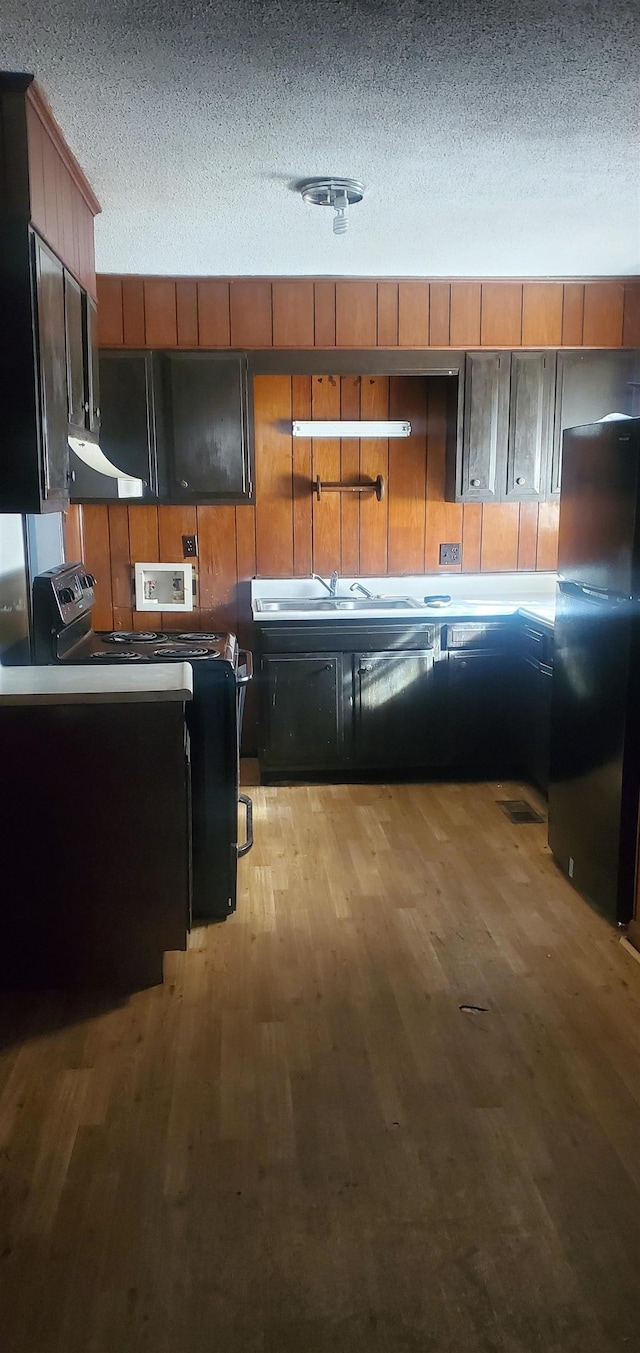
(254, 597, 423, 613)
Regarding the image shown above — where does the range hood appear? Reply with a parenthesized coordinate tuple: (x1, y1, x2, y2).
(68, 432, 144, 495)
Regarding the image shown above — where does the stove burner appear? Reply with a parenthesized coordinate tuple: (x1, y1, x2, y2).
(153, 647, 209, 659)
(176, 632, 223, 642)
(91, 650, 148, 662)
(106, 631, 162, 644)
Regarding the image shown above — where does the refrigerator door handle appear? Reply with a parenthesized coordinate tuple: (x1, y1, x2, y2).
(558, 581, 627, 604)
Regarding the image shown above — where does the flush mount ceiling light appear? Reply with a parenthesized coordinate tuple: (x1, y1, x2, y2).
(297, 177, 364, 236)
(292, 421, 411, 437)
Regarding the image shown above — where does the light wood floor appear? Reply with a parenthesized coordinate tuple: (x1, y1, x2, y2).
(2, 774, 640, 1352)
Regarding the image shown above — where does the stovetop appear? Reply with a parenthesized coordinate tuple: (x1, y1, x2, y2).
(64, 630, 238, 665)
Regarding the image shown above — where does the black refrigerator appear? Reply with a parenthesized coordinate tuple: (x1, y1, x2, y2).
(549, 418, 640, 924)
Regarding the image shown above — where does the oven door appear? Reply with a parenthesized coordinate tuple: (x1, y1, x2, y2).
(236, 650, 254, 858)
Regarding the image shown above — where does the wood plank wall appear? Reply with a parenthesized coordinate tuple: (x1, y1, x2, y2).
(66, 271, 640, 749)
(66, 369, 560, 632)
(95, 276, 640, 351)
(67, 275, 640, 626)
(66, 372, 560, 750)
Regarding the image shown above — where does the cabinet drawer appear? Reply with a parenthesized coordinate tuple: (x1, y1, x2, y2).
(443, 622, 515, 652)
(258, 622, 438, 654)
(521, 622, 554, 668)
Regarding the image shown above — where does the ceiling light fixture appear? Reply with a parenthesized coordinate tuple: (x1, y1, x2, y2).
(297, 177, 364, 236)
(292, 421, 411, 438)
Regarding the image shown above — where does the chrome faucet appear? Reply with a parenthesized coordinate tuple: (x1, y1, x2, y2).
(312, 571, 340, 597)
(350, 581, 376, 599)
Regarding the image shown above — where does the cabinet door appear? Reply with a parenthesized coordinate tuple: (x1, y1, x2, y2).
(85, 296, 100, 434)
(354, 651, 450, 768)
(33, 235, 69, 502)
(64, 271, 87, 431)
(517, 654, 553, 794)
(161, 352, 254, 503)
(532, 663, 553, 794)
(449, 651, 517, 778)
(70, 351, 158, 503)
(260, 655, 344, 770)
(552, 351, 639, 497)
(505, 352, 555, 501)
(457, 352, 510, 502)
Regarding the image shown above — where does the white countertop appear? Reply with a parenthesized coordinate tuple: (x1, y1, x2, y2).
(251, 573, 557, 625)
(0, 663, 194, 706)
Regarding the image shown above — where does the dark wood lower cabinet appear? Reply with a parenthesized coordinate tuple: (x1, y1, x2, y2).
(260, 653, 344, 771)
(0, 700, 191, 990)
(353, 651, 450, 768)
(257, 618, 553, 785)
(519, 657, 553, 793)
(448, 652, 518, 778)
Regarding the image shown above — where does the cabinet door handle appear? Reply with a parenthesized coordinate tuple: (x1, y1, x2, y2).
(471, 478, 481, 488)
(359, 664, 373, 673)
(516, 476, 526, 486)
(324, 663, 333, 671)
(179, 478, 189, 488)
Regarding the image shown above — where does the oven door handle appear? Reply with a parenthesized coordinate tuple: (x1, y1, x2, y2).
(237, 650, 253, 685)
(237, 793, 254, 858)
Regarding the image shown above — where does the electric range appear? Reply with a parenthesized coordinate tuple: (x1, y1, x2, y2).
(32, 563, 253, 921)
(71, 628, 238, 664)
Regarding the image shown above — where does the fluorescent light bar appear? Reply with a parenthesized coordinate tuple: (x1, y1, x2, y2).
(292, 420, 411, 438)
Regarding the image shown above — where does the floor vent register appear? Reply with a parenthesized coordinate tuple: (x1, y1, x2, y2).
(496, 799, 545, 824)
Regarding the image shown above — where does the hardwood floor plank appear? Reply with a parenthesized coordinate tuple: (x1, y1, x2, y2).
(1, 779, 640, 1351)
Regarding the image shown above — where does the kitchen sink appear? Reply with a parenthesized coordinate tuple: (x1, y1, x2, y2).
(254, 597, 423, 613)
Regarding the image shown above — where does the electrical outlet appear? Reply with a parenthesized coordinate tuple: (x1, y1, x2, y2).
(182, 535, 198, 558)
(439, 542, 461, 565)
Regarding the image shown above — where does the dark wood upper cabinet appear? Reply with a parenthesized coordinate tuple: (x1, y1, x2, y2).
(0, 227, 106, 512)
(160, 352, 254, 504)
(505, 351, 556, 502)
(32, 233, 70, 505)
(456, 352, 510, 502)
(449, 348, 639, 504)
(70, 350, 158, 503)
(85, 296, 101, 434)
(551, 351, 639, 497)
(70, 348, 254, 506)
(64, 270, 88, 432)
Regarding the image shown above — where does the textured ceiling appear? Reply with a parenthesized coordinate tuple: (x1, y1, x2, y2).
(1, 0, 639, 276)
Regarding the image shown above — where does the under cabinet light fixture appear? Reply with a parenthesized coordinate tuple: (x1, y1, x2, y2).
(292, 420, 411, 438)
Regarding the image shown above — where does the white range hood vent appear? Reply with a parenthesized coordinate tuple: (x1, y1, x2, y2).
(68, 434, 144, 495)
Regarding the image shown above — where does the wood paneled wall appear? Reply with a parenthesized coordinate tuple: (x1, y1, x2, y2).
(96, 275, 640, 351)
(0, 76, 100, 298)
(66, 373, 559, 633)
(70, 267, 640, 666)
